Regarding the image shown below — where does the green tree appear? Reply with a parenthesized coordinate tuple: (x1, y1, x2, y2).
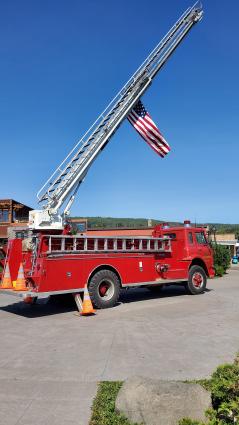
(211, 243, 231, 276)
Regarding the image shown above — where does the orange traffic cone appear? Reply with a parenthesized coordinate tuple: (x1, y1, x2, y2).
(14, 263, 27, 291)
(1, 262, 12, 289)
(80, 285, 95, 316)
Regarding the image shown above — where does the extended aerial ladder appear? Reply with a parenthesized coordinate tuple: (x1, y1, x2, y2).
(29, 2, 203, 230)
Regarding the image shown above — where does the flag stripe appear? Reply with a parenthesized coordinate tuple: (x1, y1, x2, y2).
(130, 110, 169, 155)
(138, 114, 170, 153)
(128, 118, 164, 158)
(129, 120, 165, 157)
(129, 111, 168, 155)
(127, 100, 170, 158)
(144, 115, 170, 150)
(128, 115, 165, 156)
(127, 116, 164, 157)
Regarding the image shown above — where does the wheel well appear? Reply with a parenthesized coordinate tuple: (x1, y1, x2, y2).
(87, 265, 122, 287)
(190, 258, 209, 276)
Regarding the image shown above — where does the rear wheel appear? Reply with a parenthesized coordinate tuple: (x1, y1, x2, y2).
(88, 269, 120, 309)
(185, 265, 207, 295)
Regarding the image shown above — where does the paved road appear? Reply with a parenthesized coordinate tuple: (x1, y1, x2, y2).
(0, 267, 239, 425)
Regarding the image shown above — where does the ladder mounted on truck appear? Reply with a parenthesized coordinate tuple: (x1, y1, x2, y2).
(30, 2, 203, 230)
(44, 234, 172, 255)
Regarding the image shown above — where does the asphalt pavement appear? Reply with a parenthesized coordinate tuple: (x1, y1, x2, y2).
(0, 266, 239, 425)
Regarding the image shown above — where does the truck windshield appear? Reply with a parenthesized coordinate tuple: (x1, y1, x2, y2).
(195, 232, 207, 245)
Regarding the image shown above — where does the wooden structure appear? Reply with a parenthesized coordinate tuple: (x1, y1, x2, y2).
(0, 199, 32, 244)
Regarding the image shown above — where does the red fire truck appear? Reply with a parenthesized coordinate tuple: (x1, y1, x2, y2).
(1, 221, 214, 309)
(1, 3, 214, 309)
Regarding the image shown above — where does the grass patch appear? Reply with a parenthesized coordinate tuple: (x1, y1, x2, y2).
(89, 381, 139, 425)
(180, 355, 239, 425)
(90, 357, 239, 425)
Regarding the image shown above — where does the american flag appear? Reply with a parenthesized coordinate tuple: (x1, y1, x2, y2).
(127, 100, 170, 158)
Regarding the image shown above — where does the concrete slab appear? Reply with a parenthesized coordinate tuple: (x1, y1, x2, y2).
(0, 400, 31, 425)
(0, 268, 239, 424)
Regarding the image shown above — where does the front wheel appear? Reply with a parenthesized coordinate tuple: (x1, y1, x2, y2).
(88, 269, 120, 309)
(185, 265, 207, 295)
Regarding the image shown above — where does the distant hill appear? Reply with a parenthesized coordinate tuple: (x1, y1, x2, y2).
(72, 216, 180, 229)
(72, 216, 239, 235)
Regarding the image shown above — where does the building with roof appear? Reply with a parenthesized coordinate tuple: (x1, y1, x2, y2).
(215, 233, 238, 256)
(0, 199, 32, 244)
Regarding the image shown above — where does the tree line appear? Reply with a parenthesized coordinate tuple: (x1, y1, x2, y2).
(72, 216, 239, 236)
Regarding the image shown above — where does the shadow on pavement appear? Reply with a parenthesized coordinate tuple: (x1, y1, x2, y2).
(0, 285, 212, 318)
(0, 296, 76, 318)
(120, 285, 209, 304)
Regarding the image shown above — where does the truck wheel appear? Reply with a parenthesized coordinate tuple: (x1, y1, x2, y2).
(186, 265, 207, 295)
(88, 269, 120, 309)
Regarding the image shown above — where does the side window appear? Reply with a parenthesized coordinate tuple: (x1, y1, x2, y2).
(164, 233, 176, 240)
(196, 232, 207, 245)
(188, 232, 194, 244)
(0, 210, 9, 222)
(15, 231, 25, 239)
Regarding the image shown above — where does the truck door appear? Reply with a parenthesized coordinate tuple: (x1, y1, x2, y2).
(162, 231, 187, 279)
(195, 231, 212, 260)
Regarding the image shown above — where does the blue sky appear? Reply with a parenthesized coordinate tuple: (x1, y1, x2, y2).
(1, 0, 239, 223)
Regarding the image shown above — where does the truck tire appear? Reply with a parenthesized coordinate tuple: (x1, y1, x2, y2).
(88, 269, 120, 309)
(185, 265, 207, 295)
